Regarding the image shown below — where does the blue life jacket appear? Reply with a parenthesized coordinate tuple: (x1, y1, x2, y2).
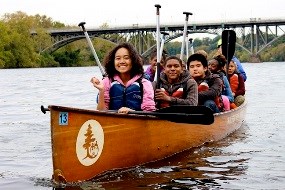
(109, 78, 143, 111)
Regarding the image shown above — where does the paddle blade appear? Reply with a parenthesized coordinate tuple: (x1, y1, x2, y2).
(222, 30, 236, 61)
(157, 112, 214, 125)
(156, 105, 213, 115)
(156, 105, 214, 125)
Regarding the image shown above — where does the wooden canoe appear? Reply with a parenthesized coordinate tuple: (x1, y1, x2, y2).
(47, 101, 247, 183)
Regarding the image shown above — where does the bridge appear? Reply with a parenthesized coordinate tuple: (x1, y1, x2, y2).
(38, 18, 285, 57)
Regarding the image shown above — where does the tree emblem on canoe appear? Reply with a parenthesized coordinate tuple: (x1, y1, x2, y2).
(83, 124, 99, 159)
(76, 120, 104, 166)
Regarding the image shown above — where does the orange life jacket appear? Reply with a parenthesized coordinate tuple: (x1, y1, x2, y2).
(159, 87, 184, 108)
(198, 82, 224, 111)
(229, 74, 239, 94)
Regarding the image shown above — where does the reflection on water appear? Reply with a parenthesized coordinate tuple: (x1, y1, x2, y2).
(1, 63, 285, 189)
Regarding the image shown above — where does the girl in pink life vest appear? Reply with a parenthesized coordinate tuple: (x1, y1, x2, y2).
(90, 43, 156, 114)
(228, 60, 245, 107)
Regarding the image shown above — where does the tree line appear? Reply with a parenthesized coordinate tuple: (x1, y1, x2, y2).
(0, 12, 284, 69)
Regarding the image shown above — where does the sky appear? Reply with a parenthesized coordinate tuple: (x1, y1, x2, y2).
(1, 0, 285, 28)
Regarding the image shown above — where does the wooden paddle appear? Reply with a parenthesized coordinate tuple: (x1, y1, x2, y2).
(129, 105, 214, 125)
(222, 30, 236, 76)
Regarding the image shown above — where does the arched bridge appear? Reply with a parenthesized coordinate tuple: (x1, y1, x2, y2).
(38, 18, 285, 57)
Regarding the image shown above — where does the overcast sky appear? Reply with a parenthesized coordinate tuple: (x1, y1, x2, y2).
(1, 0, 285, 27)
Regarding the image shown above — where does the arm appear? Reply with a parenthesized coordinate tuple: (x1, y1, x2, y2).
(170, 79, 198, 106)
(141, 79, 156, 111)
(223, 75, 234, 102)
(96, 89, 106, 110)
(91, 77, 110, 110)
(198, 77, 223, 103)
(145, 65, 155, 82)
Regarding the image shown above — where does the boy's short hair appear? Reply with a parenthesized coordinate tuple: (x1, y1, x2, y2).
(186, 53, 208, 69)
(165, 56, 183, 66)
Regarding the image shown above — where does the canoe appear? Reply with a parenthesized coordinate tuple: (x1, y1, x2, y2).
(45, 101, 247, 183)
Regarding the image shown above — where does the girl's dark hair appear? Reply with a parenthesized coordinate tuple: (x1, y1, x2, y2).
(165, 56, 183, 66)
(104, 42, 144, 78)
(213, 54, 227, 68)
(186, 53, 208, 69)
(149, 49, 167, 62)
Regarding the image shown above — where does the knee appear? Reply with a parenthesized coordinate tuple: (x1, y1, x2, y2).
(204, 100, 220, 113)
(234, 95, 245, 107)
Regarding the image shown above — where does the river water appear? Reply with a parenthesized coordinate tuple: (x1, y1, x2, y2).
(0, 62, 284, 190)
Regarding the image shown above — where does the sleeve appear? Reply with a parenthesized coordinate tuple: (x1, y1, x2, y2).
(198, 77, 223, 104)
(101, 78, 111, 109)
(141, 79, 156, 111)
(233, 56, 247, 82)
(235, 74, 246, 96)
(223, 75, 234, 103)
(170, 79, 198, 106)
(145, 65, 155, 82)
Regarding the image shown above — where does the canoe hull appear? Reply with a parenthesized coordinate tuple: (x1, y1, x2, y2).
(49, 102, 247, 183)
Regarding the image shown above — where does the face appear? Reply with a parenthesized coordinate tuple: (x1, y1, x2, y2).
(208, 59, 219, 72)
(114, 47, 132, 75)
(164, 59, 183, 83)
(228, 61, 236, 75)
(150, 56, 164, 67)
(189, 60, 207, 79)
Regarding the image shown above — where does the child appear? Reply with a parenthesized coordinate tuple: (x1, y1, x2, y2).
(187, 53, 224, 113)
(228, 60, 246, 107)
(208, 54, 234, 111)
(153, 56, 198, 108)
(90, 43, 156, 114)
(144, 49, 167, 82)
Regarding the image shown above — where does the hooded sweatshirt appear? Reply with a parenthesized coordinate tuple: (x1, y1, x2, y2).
(153, 70, 198, 108)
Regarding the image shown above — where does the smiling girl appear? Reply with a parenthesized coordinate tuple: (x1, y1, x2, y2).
(90, 43, 155, 113)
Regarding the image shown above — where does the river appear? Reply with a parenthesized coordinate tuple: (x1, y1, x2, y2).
(0, 62, 284, 189)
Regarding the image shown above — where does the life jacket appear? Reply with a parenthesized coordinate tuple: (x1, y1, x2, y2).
(229, 74, 239, 94)
(109, 78, 143, 111)
(159, 85, 185, 108)
(198, 81, 224, 112)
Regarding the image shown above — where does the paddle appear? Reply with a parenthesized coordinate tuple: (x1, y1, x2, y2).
(222, 30, 236, 76)
(41, 105, 214, 125)
(159, 31, 169, 60)
(154, 4, 162, 89)
(78, 22, 107, 77)
(189, 38, 194, 55)
(129, 105, 214, 125)
(180, 12, 193, 61)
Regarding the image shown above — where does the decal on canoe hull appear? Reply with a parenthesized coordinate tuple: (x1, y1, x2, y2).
(76, 120, 104, 166)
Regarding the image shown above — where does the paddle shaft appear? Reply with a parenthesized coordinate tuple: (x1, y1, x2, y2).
(159, 32, 169, 61)
(189, 38, 194, 54)
(78, 22, 107, 77)
(180, 12, 192, 61)
(154, 4, 161, 88)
